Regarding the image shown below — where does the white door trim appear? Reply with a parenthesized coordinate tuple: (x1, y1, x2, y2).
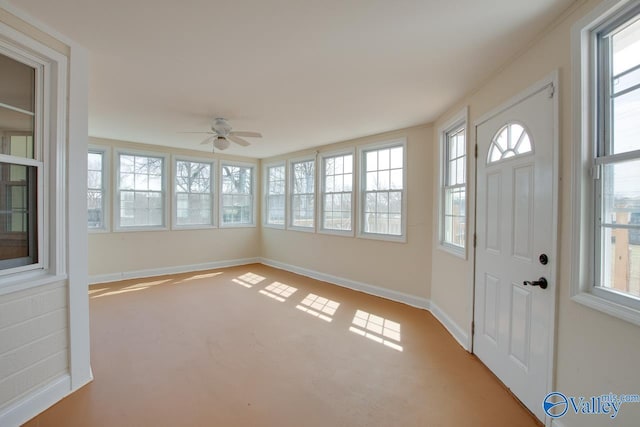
(472, 70, 559, 427)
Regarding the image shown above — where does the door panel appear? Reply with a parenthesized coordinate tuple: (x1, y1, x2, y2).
(474, 82, 556, 422)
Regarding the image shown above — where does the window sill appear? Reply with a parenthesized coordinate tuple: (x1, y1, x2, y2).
(318, 228, 355, 238)
(114, 226, 169, 233)
(287, 225, 316, 233)
(0, 272, 67, 297)
(171, 224, 217, 231)
(358, 232, 406, 243)
(437, 242, 467, 259)
(88, 227, 110, 234)
(219, 223, 256, 229)
(572, 291, 640, 327)
(263, 223, 285, 230)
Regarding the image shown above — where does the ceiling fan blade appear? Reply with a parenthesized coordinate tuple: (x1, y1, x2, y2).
(229, 131, 262, 138)
(200, 136, 216, 145)
(178, 131, 214, 134)
(228, 135, 251, 147)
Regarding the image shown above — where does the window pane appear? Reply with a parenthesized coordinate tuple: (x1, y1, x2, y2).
(266, 165, 285, 226)
(612, 88, 640, 155)
(0, 108, 34, 159)
(362, 145, 404, 237)
(222, 164, 253, 225)
(321, 154, 352, 231)
(612, 15, 640, 76)
(602, 159, 640, 224)
(600, 226, 640, 298)
(88, 152, 104, 228)
(599, 159, 640, 297)
(118, 154, 165, 228)
(0, 54, 35, 112)
(0, 162, 37, 269)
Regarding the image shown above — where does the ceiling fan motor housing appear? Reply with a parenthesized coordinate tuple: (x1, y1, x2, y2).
(212, 118, 232, 136)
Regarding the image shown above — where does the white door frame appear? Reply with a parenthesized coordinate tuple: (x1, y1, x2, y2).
(470, 70, 560, 425)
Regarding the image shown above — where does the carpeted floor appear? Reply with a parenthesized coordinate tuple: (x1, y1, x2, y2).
(24, 264, 540, 427)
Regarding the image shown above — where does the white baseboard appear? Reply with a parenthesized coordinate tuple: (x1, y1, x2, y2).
(0, 374, 71, 427)
(260, 257, 431, 310)
(429, 301, 470, 351)
(89, 257, 261, 285)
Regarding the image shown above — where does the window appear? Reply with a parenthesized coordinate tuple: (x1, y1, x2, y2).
(320, 152, 354, 234)
(174, 158, 214, 228)
(0, 52, 39, 272)
(594, 6, 640, 302)
(88, 148, 108, 230)
(487, 123, 532, 163)
(573, 0, 640, 323)
(264, 163, 286, 228)
(440, 114, 467, 255)
(289, 158, 315, 230)
(116, 152, 167, 229)
(221, 163, 255, 226)
(360, 140, 406, 241)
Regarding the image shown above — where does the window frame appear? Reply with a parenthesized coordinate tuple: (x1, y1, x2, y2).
(0, 22, 68, 290)
(288, 155, 317, 233)
(87, 145, 110, 233)
(571, 0, 640, 325)
(113, 148, 169, 232)
(263, 161, 286, 230)
(437, 107, 469, 258)
(318, 149, 355, 237)
(357, 138, 407, 243)
(171, 155, 216, 230)
(219, 160, 257, 228)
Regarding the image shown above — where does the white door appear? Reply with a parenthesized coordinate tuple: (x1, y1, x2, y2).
(473, 80, 556, 422)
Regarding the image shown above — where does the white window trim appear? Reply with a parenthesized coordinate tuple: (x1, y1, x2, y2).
(357, 138, 407, 243)
(113, 148, 169, 232)
(437, 107, 469, 259)
(263, 160, 286, 230)
(88, 144, 110, 233)
(171, 155, 216, 230)
(318, 148, 356, 237)
(0, 21, 68, 290)
(571, 0, 640, 326)
(288, 154, 317, 233)
(219, 160, 257, 228)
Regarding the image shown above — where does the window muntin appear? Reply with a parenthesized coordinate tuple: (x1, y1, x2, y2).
(265, 164, 285, 227)
(594, 6, 640, 302)
(487, 123, 532, 164)
(117, 153, 165, 228)
(0, 52, 39, 272)
(290, 159, 315, 229)
(361, 143, 405, 238)
(88, 150, 106, 229)
(321, 153, 353, 233)
(442, 125, 466, 249)
(174, 159, 214, 227)
(221, 163, 254, 226)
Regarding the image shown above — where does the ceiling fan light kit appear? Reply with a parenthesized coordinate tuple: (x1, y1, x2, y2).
(180, 118, 262, 152)
(214, 136, 230, 151)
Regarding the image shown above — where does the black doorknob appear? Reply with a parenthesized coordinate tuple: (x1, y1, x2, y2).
(523, 277, 548, 289)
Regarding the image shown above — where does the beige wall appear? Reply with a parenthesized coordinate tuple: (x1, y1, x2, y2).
(430, 0, 640, 426)
(88, 137, 261, 280)
(261, 124, 433, 300)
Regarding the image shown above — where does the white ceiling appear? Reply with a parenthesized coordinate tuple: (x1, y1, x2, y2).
(10, 0, 575, 158)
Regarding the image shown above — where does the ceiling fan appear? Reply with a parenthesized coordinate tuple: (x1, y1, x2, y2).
(181, 118, 262, 152)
